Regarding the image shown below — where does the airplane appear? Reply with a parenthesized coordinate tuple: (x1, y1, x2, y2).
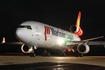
(1, 11, 105, 57)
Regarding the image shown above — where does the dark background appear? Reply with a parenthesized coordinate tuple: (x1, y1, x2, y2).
(0, 0, 105, 56)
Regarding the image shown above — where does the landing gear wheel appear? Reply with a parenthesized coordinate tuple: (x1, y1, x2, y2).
(42, 52, 50, 56)
(47, 52, 50, 56)
(80, 53, 84, 57)
(75, 53, 84, 57)
(30, 52, 35, 57)
(42, 49, 50, 56)
(60, 53, 66, 57)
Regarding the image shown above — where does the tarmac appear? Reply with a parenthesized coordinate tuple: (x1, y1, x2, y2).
(0, 55, 105, 70)
(0, 55, 105, 67)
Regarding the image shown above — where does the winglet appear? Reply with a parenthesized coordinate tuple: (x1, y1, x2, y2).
(76, 11, 81, 27)
(1, 37, 6, 44)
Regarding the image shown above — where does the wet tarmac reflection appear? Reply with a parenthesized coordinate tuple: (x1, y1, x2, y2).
(0, 62, 105, 70)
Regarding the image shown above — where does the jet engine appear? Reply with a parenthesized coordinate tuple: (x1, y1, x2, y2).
(21, 44, 33, 53)
(77, 43, 90, 54)
(69, 25, 83, 36)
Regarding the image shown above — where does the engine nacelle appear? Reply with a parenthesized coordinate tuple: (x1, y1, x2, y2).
(69, 25, 83, 36)
(77, 43, 90, 54)
(21, 44, 33, 53)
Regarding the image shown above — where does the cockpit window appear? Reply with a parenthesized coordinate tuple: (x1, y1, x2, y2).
(25, 26, 32, 29)
(19, 25, 32, 30)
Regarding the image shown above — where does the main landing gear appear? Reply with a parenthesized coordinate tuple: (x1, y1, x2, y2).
(75, 53, 84, 57)
(59, 49, 66, 57)
(60, 52, 66, 57)
(42, 49, 50, 56)
(75, 50, 84, 57)
(80, 53, 84, 57)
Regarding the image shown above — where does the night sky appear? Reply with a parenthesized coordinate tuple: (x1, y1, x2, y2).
(0, 1, 105, 55)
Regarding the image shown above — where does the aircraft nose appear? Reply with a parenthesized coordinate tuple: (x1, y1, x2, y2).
(15, 28, 34, 45)
(15, 28, 24, 40)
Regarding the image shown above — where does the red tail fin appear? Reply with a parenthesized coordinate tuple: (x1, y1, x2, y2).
(75, 11, 83, 36)
(76, 11, 81, 27)
(69, 11, 83, 36)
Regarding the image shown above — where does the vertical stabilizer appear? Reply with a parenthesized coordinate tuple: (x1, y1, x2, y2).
(76, 11, 81, 27)
(70, 11, 83, 36)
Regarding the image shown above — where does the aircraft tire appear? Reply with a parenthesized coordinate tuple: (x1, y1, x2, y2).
(80, 54, 83, 57)
(60, 53, 66, 57)
(30, 53, 35, 57)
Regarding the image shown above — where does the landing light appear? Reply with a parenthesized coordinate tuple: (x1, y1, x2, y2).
(67, 48, 71, 52)
(57, 39, 65, 46)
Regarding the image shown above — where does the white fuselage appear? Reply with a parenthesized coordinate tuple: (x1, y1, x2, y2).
(16, 21, 81, 50)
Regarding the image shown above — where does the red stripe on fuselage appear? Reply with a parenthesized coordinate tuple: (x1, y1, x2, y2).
(46, 26, 50, 34)
(44, 26, 50, 41)
(44, 26, 47, 40)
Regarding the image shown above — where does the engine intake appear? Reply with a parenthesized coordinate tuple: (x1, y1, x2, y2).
(70, 25, 78, 33)
(21, 44, 33, 53)
(77, 43, 90, 54)
(70, 25, 83, 36)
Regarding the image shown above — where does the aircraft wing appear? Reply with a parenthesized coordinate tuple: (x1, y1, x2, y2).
(82, 36, 105, 45)
(2, 42, 23, 44)
(82, 36, 104, 42)
(87, 41, 105, 45)
(66, 36, 105, 46)
(1, 37, 23, 45)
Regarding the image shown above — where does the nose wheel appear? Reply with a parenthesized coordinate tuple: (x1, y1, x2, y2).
(30, 46, 37, 57)
(30, 52, 36, 57)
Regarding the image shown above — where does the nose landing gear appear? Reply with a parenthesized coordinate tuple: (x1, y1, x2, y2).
(30, 45, 37, 57)
(30, 51, 36, 57)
